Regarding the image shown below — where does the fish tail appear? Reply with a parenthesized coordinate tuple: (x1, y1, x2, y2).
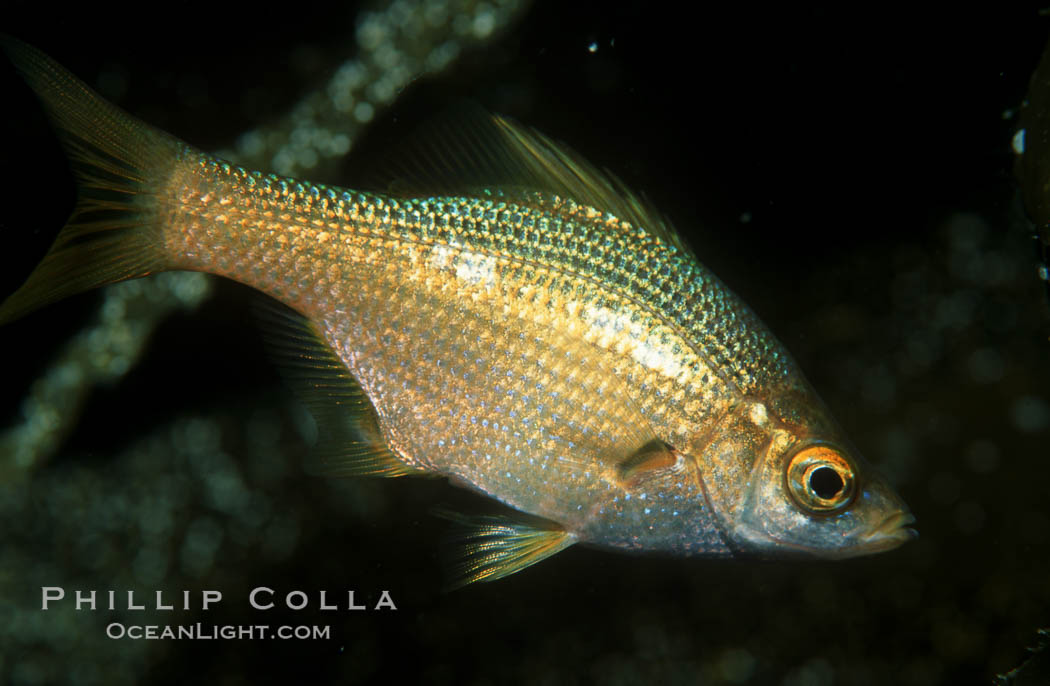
(0, 36, 181, 325)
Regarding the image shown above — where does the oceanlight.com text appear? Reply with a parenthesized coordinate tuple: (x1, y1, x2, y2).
(106, 622, 331, 640)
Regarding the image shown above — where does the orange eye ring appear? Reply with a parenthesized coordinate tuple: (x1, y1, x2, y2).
(785, 444, 857, 514)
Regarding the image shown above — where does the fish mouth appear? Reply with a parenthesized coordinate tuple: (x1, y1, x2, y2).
(858, 510, 918, 552)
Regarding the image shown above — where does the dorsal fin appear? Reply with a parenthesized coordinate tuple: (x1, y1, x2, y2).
(375, 106, 693, 256)
(253, 300, 422, 478)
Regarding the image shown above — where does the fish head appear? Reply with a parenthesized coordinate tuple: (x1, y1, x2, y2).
(697, 389, 916, 559)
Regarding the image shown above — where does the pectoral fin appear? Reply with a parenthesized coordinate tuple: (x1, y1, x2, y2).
(434, 509, 576, 589)
(615, 438, 679, 485)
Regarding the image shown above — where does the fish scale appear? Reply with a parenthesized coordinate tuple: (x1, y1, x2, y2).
(323, 263, 660, 517)
(1, 37, 916, 585)
(163, 153, 747, 538)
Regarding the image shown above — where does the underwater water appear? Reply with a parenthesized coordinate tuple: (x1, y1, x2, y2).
(1, 2, 1049, 684)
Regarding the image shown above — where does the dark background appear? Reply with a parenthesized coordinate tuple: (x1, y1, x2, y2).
(2, 2, 1049, 684)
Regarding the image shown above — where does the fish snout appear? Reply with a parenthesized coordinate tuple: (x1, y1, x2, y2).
(858, 509, 918, 552)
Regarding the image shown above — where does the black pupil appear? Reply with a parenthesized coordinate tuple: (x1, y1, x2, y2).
(809, 466, 844, 499)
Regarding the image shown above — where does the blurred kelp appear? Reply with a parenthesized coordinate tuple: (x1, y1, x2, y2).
(2, 2, 1050, 685)
(1015, 29, 1050, 307)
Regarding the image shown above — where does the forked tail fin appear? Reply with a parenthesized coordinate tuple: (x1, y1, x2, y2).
(0, 36, 182, 324)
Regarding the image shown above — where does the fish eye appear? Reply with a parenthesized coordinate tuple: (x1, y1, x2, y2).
(785, 445, 857, 514)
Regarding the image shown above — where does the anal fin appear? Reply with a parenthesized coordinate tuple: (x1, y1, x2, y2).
(254, 300, 423, 478)
(434, 508, 576, 589)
